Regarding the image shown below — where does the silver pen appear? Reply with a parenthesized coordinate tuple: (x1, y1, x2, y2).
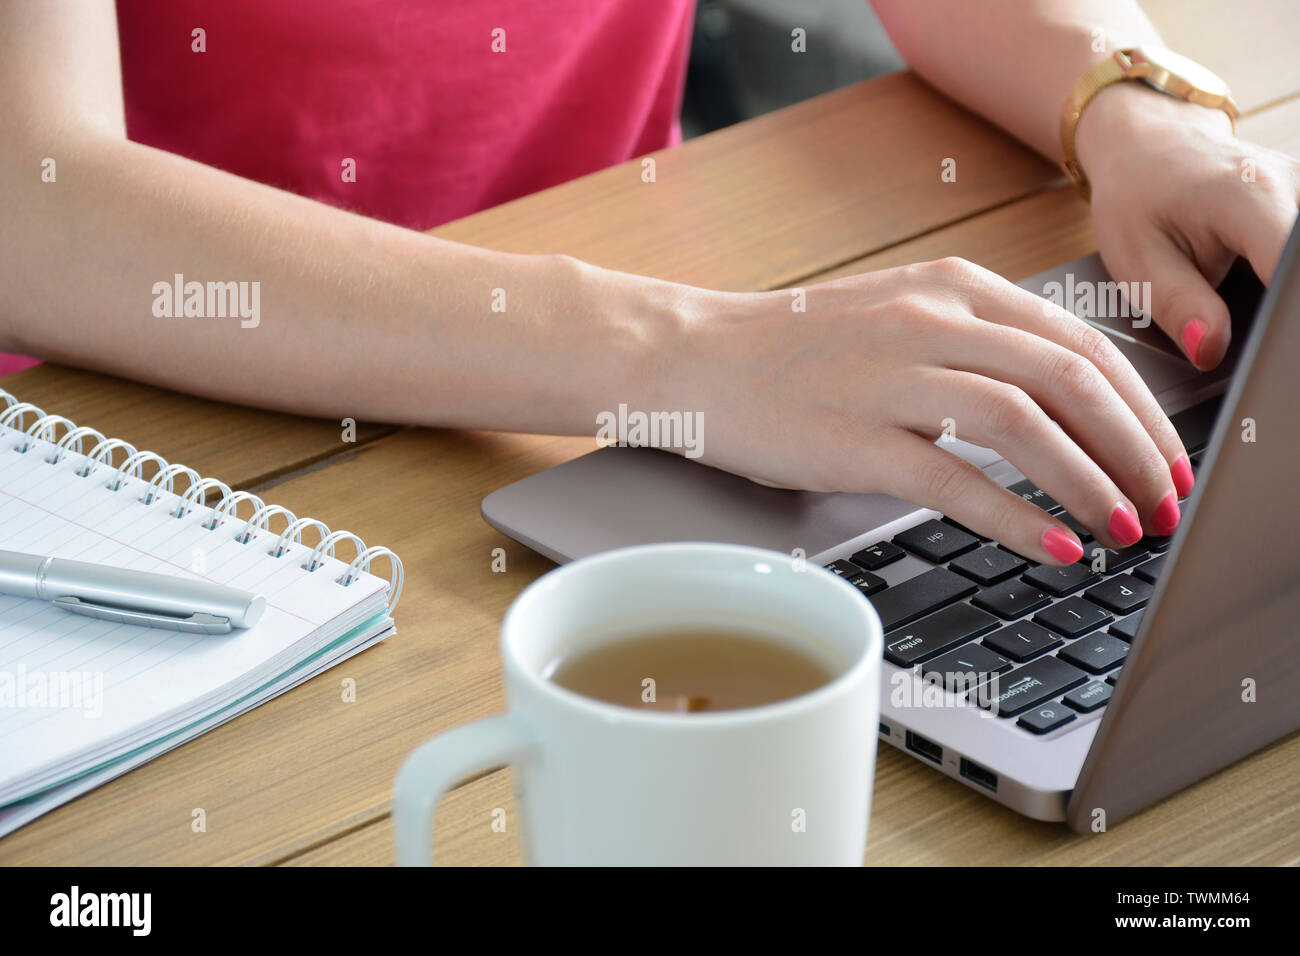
(0, 549, 266, 634)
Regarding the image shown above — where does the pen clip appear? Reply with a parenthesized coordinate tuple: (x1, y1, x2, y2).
(52, 596, 233, 634)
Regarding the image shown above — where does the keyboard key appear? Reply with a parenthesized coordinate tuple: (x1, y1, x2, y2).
(1063, 680, 1113, 712)
(949, 545, 1027, 585)
(1106, 669, 1123, 686)
(850, 540, 906, 571)
(1057, 512, 1095, 544)
(1083, 574, 1153, 615)
(1018, 701, 1077, 734)
(1033, 597, 1113, 638)
(1133, 555, 1166, 584)
(1006, 478, 1063, 514)
(1170, 397, 1221, 454)
(882, 603, 1000, 667)
(1022, 562, 1101, 597)
(973, 580, 1051, 620)
(871, 567, 978, 632)
(941, 516, 990, 541)
(825, 560, 865, 579)
(1109, 611, 1144, 642)
(1143, 535, 1172, 552)
(983, 621, 1062, 662)
(980, 655, 1088, 717)
(1079, 544, 1149, 573)
(998, 544, 1036, 563)
(921, 643, 1013, 692)
(826, 560, 885, 595)
(1058, 632, 1130, 674)
(848, 572, 887, 597)
(893, 519, 979, 563)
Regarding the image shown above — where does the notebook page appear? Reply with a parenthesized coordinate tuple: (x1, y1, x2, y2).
(0, 432, 388, 798)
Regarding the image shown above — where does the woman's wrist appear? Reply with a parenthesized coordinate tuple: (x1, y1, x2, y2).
(550, 255, 708, 436)
(1073, 79, 1234, 193)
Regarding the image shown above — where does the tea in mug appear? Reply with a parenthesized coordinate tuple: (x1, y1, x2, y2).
(546, 627, 838, 713)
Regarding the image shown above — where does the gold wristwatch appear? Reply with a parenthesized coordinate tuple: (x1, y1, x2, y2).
(1060, 45, 1238, 201)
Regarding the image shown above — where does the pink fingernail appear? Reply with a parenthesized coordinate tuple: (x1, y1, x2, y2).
(1042, 527, 1084, 564)
(1182, 319, 1207, 366)
(1109, 503, 1143, 546)
(1153, 492, 1181, 536)
(1171, 455, 1195, 498)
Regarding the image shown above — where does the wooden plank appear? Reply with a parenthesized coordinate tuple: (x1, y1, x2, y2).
(1142, 0, 1300, 112)
(283, 773, 522, 867)
(0, 364, 397, 492)
(282, 724, 1300, 866)
(431, 71, 1060, 292)
(804, 96, 1300, 288)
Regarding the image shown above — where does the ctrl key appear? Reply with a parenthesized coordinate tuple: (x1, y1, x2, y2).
(1018, 701, 1077, 734)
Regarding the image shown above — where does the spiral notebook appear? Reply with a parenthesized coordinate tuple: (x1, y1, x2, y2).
(0, 389, 404, 837)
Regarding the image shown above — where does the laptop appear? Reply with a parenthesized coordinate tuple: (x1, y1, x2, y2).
(481, 220, 1300, 832)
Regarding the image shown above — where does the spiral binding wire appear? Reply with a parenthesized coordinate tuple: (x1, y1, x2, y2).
(21, 413, 77, 455)
(51, 426, 108, 465)
(175, 476, 231, 520)
(240, 504, 296, 550)
(110, 450, 170, 493)
(0, 403, 46, 445)
(347, 546, 404, 612)
(273, 516, 332, 558)
(208, 490, 266, 536)
(144, 463, 203, 506)
(79, 438, 137, 478)
(0, 389, 404, 613)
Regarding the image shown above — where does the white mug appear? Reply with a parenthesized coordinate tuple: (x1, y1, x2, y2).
(393, 542, 882, 866)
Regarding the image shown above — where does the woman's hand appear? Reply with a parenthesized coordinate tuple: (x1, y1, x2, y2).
(665, 257, 1190, 566)
(1077, 82, 1300, 369)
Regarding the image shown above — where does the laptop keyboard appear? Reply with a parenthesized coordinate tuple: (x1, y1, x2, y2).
(825, 395, 1220, 737)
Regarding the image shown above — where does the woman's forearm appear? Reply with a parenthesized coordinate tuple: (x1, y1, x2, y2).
(0, 130, 689, 434)
(870, 0, 1163, 163)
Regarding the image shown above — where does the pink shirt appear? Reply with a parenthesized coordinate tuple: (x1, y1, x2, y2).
(0, 0, 694, 376)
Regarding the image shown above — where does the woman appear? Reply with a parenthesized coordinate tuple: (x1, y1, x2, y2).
(1, 0, 1296, 565)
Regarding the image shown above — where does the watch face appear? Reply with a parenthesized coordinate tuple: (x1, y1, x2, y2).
(1132, 45, 1231, 95)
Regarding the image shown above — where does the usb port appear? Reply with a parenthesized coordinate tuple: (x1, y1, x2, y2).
(960, 758, 998, 792)
(905, 731, 942, 764)
(879, 721, 891, 737)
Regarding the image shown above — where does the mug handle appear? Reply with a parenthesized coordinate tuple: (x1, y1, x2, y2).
(393, 715, 532, 866)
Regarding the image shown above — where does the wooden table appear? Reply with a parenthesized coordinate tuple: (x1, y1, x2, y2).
(3, 0, 1298, 866)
